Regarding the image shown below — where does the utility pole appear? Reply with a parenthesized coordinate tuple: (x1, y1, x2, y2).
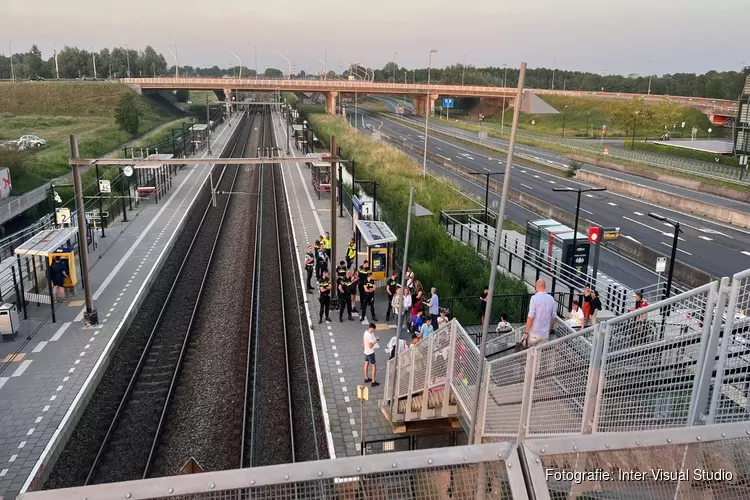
(468, 62, 526, 444)
(54, 47, 60, 80)
(125, 44, 131, 77)
(92, 50, 97, 79)
(206, 94, 212, 155)
(330, 136, 338, 299)
(69, 135, 98, 326)
(422, 49, 437, 178)
(649, 213, 681, 300)
(552, 186, 606, 276)
(8, 41, 14, 81)
(469, 172, 505, 225)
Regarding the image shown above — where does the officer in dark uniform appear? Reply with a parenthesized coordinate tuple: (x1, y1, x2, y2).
(304, 245, 315, 292)
(318, 270, 332, 324)
(338, 271, 355, 322)
(318, 247, 329, 278)
(335, 260, 347, 285)
(385, 270, 399, 321)
(313, 236, 324, 280)
(345, 237, 356, 269)
(360, 274, 378, 322)
(357, 260, 372, 306)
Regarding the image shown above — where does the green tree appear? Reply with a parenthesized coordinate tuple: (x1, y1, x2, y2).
(114, 92, 141, 136)
(264, 67, 283, 77)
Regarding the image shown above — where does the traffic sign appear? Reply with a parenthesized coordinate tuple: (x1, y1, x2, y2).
(443, 98, 454, 109)
(656, 257, 667, 273)
(99, 180, 111, 194)
(602, 227, 621, 240)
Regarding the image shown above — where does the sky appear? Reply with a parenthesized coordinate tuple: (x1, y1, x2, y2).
(1, 0, 746, 76)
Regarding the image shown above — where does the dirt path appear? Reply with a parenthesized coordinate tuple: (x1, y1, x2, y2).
(104, 118, 186, 157)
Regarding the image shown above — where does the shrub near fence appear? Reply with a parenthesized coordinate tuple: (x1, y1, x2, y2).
(301, 108, 528, 320)
(624, 140, 741, 167)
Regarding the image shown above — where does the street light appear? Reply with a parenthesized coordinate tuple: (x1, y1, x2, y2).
(561, 105, 569, 138)
(125, 44, 131, 77)
(309, 55, 327, 79)
(166, 46, 178, 78)
(648, 213, 681, 300)
(500, 64, 508, 135)
(461, 54, 466, 85)
(422, 49, 438, 179)
(552, 186, 607, 275)
(586, 111, 590, 138)
(276, 52, 292, 79)
(91, 48, 98, 79)
(8, 41, 14, 81)
(392, 51, 397, 83)
(708, 127, 713, 140)
(631, 110, 640, 149)
(389, 188, 432, 423)
(228, 50, 242, 79)
(647, 60, 653, 95)
(551, 57, 556, 90)
(468, 172, 505, 225)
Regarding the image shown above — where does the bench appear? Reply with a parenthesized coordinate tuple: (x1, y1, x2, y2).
(137, 187, 157, 200)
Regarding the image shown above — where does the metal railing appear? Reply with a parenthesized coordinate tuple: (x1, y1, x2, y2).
(0, 184, 51, 226)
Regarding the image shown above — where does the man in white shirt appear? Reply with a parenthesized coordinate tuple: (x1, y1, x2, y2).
(363, 323, 380, 387)
(524, 279, 557, 346)
(566, 301, 585, 329)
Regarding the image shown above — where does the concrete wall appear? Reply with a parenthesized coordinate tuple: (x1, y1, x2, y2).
(382, 134, 714, 288)
(569, 154, 750, 204)
(574, 169, 750, 229)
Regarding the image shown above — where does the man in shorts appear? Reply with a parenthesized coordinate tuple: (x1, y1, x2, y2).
(363, 322, 380, 387)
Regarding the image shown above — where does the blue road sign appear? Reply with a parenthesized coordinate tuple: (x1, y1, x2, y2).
(443, 97, 454, 109)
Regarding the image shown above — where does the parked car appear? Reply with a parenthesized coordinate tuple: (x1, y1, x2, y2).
(19, 135, 46, 147)
(80, 76, 97, 81)
(27, 75, 44, 81)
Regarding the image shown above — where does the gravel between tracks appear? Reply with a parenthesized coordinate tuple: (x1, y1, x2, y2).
(148, 115, 261, 476)
(43, 116, 249, 489)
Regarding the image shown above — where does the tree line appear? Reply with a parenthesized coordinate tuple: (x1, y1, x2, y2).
(1, 44, 745, 100)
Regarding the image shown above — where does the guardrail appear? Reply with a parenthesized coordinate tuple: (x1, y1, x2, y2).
(0, 184, 51, 226)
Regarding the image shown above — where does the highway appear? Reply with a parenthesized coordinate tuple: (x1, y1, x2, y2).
(351, 106, 750, 282)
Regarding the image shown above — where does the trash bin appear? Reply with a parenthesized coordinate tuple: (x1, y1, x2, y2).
(0, 303, 20, 338)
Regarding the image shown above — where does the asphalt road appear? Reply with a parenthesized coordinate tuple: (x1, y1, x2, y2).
(351, 107, 750, 281)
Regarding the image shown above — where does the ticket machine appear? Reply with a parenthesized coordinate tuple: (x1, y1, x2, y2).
(354, 220, 397, 282)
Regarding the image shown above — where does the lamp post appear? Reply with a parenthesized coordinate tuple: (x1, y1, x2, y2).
(422, 49, 437, 179)
(551, 57, 556, 90)
(561, 105, 569, 138)
(228, 50, 242, 79)
(469, 172, 505, 225)
(647, 60, 653, 95)
(461, 54, 466, 85)
(648, 213, 681, 301)
(125, 44, 131, 77)
(92, 49, 97, 79)
(54, 44, 60, 80)
(500, 64, 508, 135)
(586, 111, 590, 138)
(631, 110, 640, 150)
(552, 187, 607, 275)
(708, 127, 713, 140)
(166, 46, 179, 78)
(276, 52, 292, 79)
(309, 55, 326, 79)
(392, 51, 397, 83)
(8, 41, 14, 81)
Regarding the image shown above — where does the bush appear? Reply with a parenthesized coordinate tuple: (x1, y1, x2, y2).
(114, 92, 141, 136)
(566, 160, 582, 178)
(302, 109, 528, 322)
(623, 140, 740, 167)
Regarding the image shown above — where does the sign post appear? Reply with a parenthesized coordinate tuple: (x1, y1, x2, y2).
(357, 384, 369, 455)
(655, 256, 667, 292)
(590, 226, 620, 285)
(443, 97, 454, 121)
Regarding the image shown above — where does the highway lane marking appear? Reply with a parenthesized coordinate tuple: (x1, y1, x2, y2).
(608, 202, 617, 207)
(585, 194, 595, 198)
(662, 232, 685, 241)
(533, 175, 540, 179)
(699, 236, 713, 241)
(661, 242, 692, 256)
(633, 212, 644, 216)
(483, 167, 491, 172)
(742, 251, 750, 257)
(437, 154, 451, 161)
(32, 342, 48, 353)
(520, 183, 534, 190)
(699, 228, 733, 238)
(623, 216, 662, 233)
(548, 180, 556, 184)
(520, 170, 526, 173)
(436, 147, 442, 150)
(580, 208, 593, 215)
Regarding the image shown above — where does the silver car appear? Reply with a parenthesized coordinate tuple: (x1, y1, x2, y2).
(19, 135, 46, 147)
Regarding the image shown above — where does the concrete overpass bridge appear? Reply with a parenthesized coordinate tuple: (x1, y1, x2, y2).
(122, 77, 738, 122)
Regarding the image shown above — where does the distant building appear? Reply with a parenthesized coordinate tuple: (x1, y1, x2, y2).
(734, 69, 750, 157)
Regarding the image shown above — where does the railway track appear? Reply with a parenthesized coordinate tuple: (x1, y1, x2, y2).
(83, 111, 253, 485)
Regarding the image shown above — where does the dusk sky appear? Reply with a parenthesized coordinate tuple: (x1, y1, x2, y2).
(1, 0, 745, 75)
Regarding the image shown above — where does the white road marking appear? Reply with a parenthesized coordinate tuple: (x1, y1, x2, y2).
(520, 183, 534, 190)
(11, 360, 32, 377)
(662, 232, 686, 241)
(0, 377, 8, 390)
(623, 216, 662, 233)
(50, 322, 71, 341)
(608, 202, 617, 206)
(548, 180, 556, 184)
(585, 194, 594, 198)
(32, 341, 48, 353)
(661, 242, 692, 256)
(483, 167, 491, 172)
(633, 211, 644, 216)
(580, 208, 593, 215)
(742, 251, 750, 257)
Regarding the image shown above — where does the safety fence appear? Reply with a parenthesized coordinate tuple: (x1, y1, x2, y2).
(381, 265, 750, 441)
(440, 209, 682, 316)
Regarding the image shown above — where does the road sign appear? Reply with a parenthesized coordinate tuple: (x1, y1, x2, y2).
(55, 208, 71, 226)
(395, 106, 404, 115)
(98, 180, 111, 194)
(123, 166, 134, 177)
(443, 98, 454, 109)
(85, 211, 109, 220)
(602, 227, 621, 240)
(656, 257, 667, 273)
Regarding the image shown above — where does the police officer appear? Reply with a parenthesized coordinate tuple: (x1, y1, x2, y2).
(318, 247, 329, 278)
(360, 274, 378, 322)
(322, 231, 332, 263)
(357, 260, 372, 304)
(350, 268, 360, 315)
(304, 245, 315, 293)
(335, 260, 347, 285)
(345, 237, 356, 269)
(385, 270, 399, 322)
(313, 235, 324, 280)
(318, 270, 332, 324)
(338, 271, 355, 322)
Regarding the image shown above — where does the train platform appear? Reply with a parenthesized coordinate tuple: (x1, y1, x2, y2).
(273, 112, 403, 458)
(0, 117, 241, 499)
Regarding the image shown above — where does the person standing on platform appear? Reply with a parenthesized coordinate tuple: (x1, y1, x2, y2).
(304, 245, 315, 293)
(363, 323, 380, 387)
(479, 285, 489, 325)
(402, 286, 413, 331)
(357, 260, 371, 304)
(336, 260, 347, 285)
(349, 268, 360, 315)
(313, 235, 324, 280)
(360, 274, 378, 323)
(318, 247, 329, 278)
(385, 271, 399, 322)
(428, 287, 439, 329)
(524, 279, 557, 346)
(318, 270, 332, 324)
(346, 237, 356, 270)
(322, 231, 332, 263)
(50, 256, 69, 302)
(338, 271, 355, 322)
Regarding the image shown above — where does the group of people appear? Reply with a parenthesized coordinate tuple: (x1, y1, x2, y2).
(565, 286, 603, 329)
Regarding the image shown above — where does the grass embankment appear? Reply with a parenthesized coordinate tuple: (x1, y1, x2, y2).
(302, 108, 528, 323)
(125, 117, 194, 153)
(0, 82, 178, 194)
(356, 99, 389, 113)
(472, 94, 714, 138)
(623, 140, 740, 167)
